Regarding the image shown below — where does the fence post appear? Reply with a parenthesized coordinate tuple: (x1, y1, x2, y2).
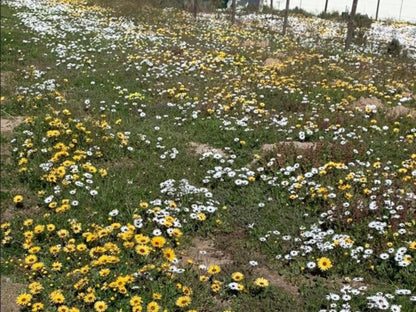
(282, 0, 290, 35)
(345, 0, 358, 50)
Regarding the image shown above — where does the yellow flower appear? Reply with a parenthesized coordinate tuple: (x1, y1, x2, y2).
(163, 248, 176, 262)
(94, 301, 108, 312)
(140, 202, 149, 209)
(58, 306, 70, 312)
(34, 225, 45, 234)
(254, 277, 269, 288)
(99, 268, 110, 277)
(211, 281, 222, 292)
(171, 228, 182, 238)
(207, 264, 221, 275)
(130, 296, 143, 306)
(29, 282, 43, 294)
(151, 236, 166, 248)
(175, 296, 191, 307)
(135, 245, 151, 256)
(57, 229, 69, 238)
(31, 262, 44, 271)
(49, 246, 60, 254)
(147, 301, 160, 312)
(1, 222, 10, 229)
(31, 302, 44, 311)
(16, 293, 32, 306)
(182, 286, 192, 296)
(25, 255, 38, 264)
(13, 195, 23, 204)
(231, 272, 244, 282)
(76, 243, 87, 251)
(84, 292, 95, 303)
(50, 290, 65, 304)
(409, 241, 416, 251)
(317, 257, 333, 271)
(152, 293, 162, 300)
(52, 262, 62, 271)
(46, 224, 56, 231)
(196, 213, 206, 221)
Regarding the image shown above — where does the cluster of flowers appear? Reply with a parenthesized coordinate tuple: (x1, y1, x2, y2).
(10, 108, 138, 211)
(321, 280, 416, 312)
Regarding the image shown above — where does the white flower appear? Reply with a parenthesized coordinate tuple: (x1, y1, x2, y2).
(109, 209, 119, 217)
(249, 260, 258, 266)
(329, 293, 340, 301)
(390, 304, 401, 312)
(380, 253, 389, 260)
(395, 289, 411, 295)
(153, 229, 162, 236)
(342, 294, 351, 301)
(133, 219, 143, 228)
(228, 282, 239, 290)
(44, 195, 54, 204)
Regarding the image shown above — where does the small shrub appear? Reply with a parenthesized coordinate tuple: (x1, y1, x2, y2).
(387, 38, 403, 56)
(318, 11, 340, 20)
(290, 6, 314, 18)
(340, 12, 373, 28)
(354, 13, 373, 28)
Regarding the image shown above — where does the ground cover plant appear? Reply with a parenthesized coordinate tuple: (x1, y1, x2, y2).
(1, 0, 415, 311)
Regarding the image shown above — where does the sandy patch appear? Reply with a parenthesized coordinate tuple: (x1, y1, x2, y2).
(0, 71, 14, 89)
(180, 234, 299, 298)
(254, 266, 299, 297)
(242, 39, 269, 48)
(264, 57, 284, 68)
(188, 141, 227, 158)
(1, 276, 25, 312)
(180, 236, 233, 266)
(266, 141, 317, 151)
(1, 117, 26, 132)
(350, 97, 384, 111)
(350, 97, 415, 118)
(388, 105, 416, 118)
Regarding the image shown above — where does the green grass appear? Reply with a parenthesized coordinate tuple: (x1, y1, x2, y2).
(1, 0, 416, 311)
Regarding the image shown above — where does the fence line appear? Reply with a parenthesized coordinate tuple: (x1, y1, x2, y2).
(263, 0, 416, 23)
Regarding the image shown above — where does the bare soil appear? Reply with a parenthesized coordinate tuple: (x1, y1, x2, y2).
(188, 141, 227, 158)
(1, 276, 24, 312)
(1, 117, 25, 132)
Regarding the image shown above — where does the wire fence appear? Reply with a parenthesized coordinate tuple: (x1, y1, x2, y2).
(263, 0, 416, 23)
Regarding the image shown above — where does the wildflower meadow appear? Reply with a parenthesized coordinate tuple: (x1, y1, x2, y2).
(1, 0, 415, 311)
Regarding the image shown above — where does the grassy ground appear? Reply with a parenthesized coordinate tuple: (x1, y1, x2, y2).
(1, 0, 415, 311)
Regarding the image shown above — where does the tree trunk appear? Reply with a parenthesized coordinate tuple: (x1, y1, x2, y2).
(375, 0, 380, 20)
(345, 0, 358, 50)
(324, 0, 329, 13)
(271, 0, 273, 11)
(193, 0, 198, 18)
(231, 0, 236, 24)
(282, 0, 290, 36)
